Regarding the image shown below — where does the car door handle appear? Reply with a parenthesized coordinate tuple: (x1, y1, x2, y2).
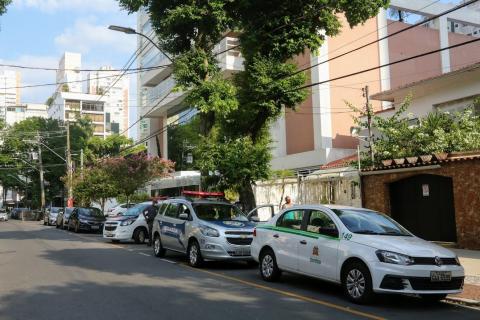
(273, 234, 279, 238)
(300, 240, 307, 245)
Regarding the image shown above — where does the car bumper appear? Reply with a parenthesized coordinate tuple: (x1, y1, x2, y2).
(49, 218, 57, 225)
(103, 226, 132, 240)
(199, 237, 253, 261)
(79, 223, 104, 232)
(0, 216, 7, 221)
(370, 261, 465, 295)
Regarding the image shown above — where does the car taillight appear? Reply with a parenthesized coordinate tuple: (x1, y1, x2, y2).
(253, 228, 256, 237)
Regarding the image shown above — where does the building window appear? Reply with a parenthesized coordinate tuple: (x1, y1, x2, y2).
(84, 114, 104, 123)
(65, 100, 80, 110)
(82, 102, 104, 112)
(94, 124, 105, 133)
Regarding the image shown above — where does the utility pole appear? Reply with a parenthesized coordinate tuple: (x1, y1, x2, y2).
(37, 133, 46, 212)
(363, 85, 375, 164)
(66, 121, 73, 207)
(80, 149, 84, 179)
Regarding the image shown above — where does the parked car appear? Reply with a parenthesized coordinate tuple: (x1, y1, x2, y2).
(56, 207, 75, 229)
(0, 209, 8, 221)
(251, 205, 464, 304)
(43, 207, 63, 226)
(152, 197, 260, 267)
(68, 207, 106, 233)
(10, 208, 30, 220)
(103, 202, 152, 243)
(106, 203, 137, 217)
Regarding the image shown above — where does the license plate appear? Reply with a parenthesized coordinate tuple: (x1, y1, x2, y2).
(105, 231, 114, 236)
(430, 271, 452, 282)
(234, 248, 251, 256)
(91, 226, 99, 230)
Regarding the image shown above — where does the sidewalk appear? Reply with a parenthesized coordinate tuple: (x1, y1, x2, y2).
(449, 249, 480, 305)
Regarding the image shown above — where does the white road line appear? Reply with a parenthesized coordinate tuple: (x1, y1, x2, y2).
(139, 252, 151, 257)
(160, 259, 177, 264)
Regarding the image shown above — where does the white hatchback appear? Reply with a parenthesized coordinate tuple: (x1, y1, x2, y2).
(251, 205, 464, 304)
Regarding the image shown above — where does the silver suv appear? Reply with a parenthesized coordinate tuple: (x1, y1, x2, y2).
(152, 198, 257, 267)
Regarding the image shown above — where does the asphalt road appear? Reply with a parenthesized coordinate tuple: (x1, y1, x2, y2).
(0, 220, 479, 320)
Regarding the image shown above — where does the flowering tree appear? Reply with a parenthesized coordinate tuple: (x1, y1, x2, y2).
(102, 154, 174, 204)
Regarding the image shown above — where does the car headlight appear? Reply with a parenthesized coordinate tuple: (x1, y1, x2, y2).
(120, 219, 135, 226)
(376, 250, 414, 265)
(199, 225, 220, 237)
(455, 256, 461, 266)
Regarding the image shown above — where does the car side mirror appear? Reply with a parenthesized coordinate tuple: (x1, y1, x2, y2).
(249, 216, 260, 223)
(178, 213, 189, 220)
(320, 227, 339, 238)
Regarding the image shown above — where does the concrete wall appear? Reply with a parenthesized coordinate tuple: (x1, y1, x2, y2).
(362, 159, 480, 249)
(254, 172, 362, 212)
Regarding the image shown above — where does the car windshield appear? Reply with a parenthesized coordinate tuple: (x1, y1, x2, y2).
(122, 204, 150, 217)
(193, 203, 248, 222)
(50, 207, 61, 213)
(332, 209, 411, 236)
(78, 208, 103, 217)
(65, 208, 74, 215)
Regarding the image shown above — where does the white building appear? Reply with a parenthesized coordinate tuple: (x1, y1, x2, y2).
(5, 103, 48, 126)
(48, 91, 107, 137)
(56, 52, 82, 93)
(136, 11, 244, 158)
(87, 66, 129, 135)
(0, 70, 21, 120)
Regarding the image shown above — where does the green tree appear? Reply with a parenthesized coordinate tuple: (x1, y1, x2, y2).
(168, 115, 201, 171)
(72, 164, 119, 214)
(117, 0, 388, 211)
(85, 133, 144, 162)
(0, 0, 11, 15)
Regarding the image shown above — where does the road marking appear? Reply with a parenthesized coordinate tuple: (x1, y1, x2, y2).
(160, 258, 177, 264)
(139, 252, 151, 257)
(182, 266, 385, 320)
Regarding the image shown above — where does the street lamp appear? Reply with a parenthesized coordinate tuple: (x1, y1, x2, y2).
(108, 25, 172, 62)
(350, 126, 374, 172)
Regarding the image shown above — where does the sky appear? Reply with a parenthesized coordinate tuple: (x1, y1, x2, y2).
(0, 0, 138, 134)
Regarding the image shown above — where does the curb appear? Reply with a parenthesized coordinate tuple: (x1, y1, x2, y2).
(446, 296, 480, 307)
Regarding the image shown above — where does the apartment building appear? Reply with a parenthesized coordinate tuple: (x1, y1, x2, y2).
(48, 91, 107, 137)
(87, 66, 129, 135)
(5, 103, 48, 126)
(0, 70, 21, 120)
(136, 0, 480, 172)
(48, 52, 130, 138)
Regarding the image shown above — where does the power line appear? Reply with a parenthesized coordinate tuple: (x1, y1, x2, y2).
(287, 0, 479, 79)
(291, 37, 480, 92)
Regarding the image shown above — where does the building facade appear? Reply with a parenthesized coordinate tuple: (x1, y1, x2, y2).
(56, 52, 82, 94)
(5, 103, 48, 126)
(0, 70, 21, 120)
(48, 91, 107, 137)
(87, 66, 129, 135)
(135, 1, 480, 171)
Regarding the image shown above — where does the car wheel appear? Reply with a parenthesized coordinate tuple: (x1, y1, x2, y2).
(187, 240, 204, 268)
(133, 228, 146, 244)
(420, 294, 447, 303)
(342, 261, 374, 304)
(153, 234, 166, 257)
(259, 249, 281, 282)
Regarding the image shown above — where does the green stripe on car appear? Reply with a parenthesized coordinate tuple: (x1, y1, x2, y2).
(257, 225, 339, 241)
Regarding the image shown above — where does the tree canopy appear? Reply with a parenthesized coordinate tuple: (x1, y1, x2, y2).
(117, 0, 388, 210)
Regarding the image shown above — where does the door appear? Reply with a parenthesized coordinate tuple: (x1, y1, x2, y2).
(272, 209, 307, 272)
(298, 210, 339, 281)
(247, 204, 275, 223)
(390, 174, 457, 242)
(160, 203, 182, 250)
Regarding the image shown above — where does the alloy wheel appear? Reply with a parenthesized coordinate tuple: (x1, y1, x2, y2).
(346, 269, 366, 299)
(189, 244, 198, 265)
(154, 237, 161, 254)
(262, 254, 274, 278)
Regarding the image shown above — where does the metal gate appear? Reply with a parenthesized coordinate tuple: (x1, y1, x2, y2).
(389, 174, 457, 242)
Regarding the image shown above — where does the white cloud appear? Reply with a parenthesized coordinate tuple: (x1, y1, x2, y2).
(13, 0, 121, 13)
(54, 17, 136, 54)
(0, 55, 58, 103)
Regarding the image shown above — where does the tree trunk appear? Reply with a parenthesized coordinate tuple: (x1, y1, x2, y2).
(239, 181, 256, 213)
(100, 198, 106, 216)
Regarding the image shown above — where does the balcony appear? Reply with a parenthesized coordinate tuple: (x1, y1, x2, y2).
(140, 48, 173, 87)
(144, 76, 186, 118)
(214, 37, 244, 78)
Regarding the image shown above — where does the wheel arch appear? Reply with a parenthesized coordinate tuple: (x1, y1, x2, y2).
(340, 256, 371, 282)
(132, 225, 149, 239)
(259, 245, 275, 260)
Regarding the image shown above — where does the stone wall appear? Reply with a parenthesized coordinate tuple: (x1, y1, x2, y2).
(362, 159, 480, 249)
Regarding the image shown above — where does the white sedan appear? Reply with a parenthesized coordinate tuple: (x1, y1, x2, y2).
(251, 205, 464, 304)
